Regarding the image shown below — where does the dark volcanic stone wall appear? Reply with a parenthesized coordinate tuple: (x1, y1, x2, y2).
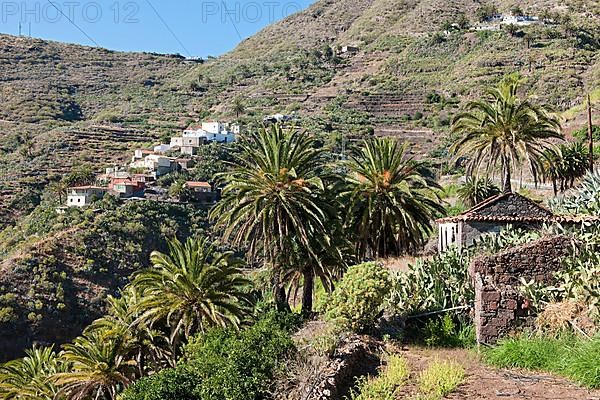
(468, 236, 576, 344)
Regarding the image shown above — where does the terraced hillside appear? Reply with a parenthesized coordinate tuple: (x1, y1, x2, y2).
(0, 0, 599, 226)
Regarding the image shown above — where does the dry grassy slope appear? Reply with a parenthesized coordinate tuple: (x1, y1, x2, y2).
(190, 0, 598, 157)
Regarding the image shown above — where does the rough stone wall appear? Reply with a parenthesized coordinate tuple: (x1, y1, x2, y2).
(303, 335, 379, 400)
(469, 236, 576, 344)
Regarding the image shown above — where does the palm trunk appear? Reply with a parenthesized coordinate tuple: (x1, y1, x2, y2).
(502, 157, 512, 193)
(274, 284, 289, 312)
(301, 270, 314, 316)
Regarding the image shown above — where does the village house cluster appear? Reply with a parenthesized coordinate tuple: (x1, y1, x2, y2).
(65, 121, 238, 208)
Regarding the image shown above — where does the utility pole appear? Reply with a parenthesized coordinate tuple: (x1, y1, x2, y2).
(588, 93, 594, 173)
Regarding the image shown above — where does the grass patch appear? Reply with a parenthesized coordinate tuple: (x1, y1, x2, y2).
(484, 334, 600, 389)
(418, 359, 465, 399)
(348, 355, 410, 400)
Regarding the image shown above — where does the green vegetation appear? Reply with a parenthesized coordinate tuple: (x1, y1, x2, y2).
(342, 138, 444, 258)
(325, 262, 390, 332)
(388, 247, 473, 316)
(348, 355, 410, 400)
(120, 312, 295, 400)
(418, 359, 465, 399)
(132, 237, 251, 345)
(457, 176, 500, 207)
(485, 334, 600, 388)
(451, 73, 563, 192)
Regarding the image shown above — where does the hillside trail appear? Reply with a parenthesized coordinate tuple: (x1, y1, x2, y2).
(398, 347, 600, 400)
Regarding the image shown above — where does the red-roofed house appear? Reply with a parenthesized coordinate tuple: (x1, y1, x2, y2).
(184, 181, 217, 203)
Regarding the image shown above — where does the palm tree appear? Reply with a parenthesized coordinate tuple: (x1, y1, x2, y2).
(86, 287, 168, 377)
(232, 97, 246, 119)
(451, 73, 563, 193)
(132, 237, 251, 357)
(53, 332, 134, 400)
(559, 141, 589, 189)
(342, 137, 445, 258)
(543, 142, 589, 194)
(211, 124, 338, 314)
(210, 124, 337, 314)
(0, 346, 67, 400)
(457, 176, 501, 207)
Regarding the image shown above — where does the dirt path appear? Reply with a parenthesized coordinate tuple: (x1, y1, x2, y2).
(399, 347, 600, 400)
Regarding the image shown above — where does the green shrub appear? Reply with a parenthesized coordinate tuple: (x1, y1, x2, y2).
(121, 312, 295, 400)
(485, 334, 600, 388)
(418, 359, 465, 399)
(422, 315, 475, 348)
(325, 262, 390, 332)
(348, 355, 409, 400)
(186, 312, 295, 399)
(119, 366, 200, 400)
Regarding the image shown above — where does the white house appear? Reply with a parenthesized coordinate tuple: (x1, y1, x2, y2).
(67, 186, 107, 207)
(201, 121, 225, 134)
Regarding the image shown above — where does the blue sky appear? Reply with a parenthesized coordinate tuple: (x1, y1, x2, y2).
(0, 0, 314, 56)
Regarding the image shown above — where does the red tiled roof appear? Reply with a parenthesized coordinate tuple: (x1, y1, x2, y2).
(437, 192, 600, 225)
(185, 181, 211, 188)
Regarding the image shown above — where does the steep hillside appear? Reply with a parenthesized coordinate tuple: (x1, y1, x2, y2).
(1, 0, 599, 227)
(0, 0, 599, 357)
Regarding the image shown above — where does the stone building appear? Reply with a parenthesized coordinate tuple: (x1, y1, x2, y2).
(469, 236, 575, 344)
(436, 192, 554, 252)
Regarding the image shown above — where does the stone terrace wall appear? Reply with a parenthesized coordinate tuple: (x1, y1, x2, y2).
(469, 236, 576, 344)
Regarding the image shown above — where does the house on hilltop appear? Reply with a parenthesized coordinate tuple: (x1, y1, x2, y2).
(108, 177, 146, 199)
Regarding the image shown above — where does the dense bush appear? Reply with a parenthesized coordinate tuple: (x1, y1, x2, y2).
(120, 312, 296, 400)
(485, 334, 600, 388)
(325, 262, 390, 332)
(118, 366, 200, 400)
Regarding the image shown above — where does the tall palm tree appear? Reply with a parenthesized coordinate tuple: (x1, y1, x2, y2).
(342, 137, 445, 258)
(451, 73, 563, 193)
(211, 124, 336, 314)
(132, 237, 251, 354)
(86, 287, 168, 377)
(53, 332, 134, 400)
(0, 346, 67, 400)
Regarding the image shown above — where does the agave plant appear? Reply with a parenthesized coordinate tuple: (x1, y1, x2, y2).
(552, 170, 600, 215)
(0, 346, 67, 400)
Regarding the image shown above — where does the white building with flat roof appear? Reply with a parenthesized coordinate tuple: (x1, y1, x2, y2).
(67, 186, 107, 207)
